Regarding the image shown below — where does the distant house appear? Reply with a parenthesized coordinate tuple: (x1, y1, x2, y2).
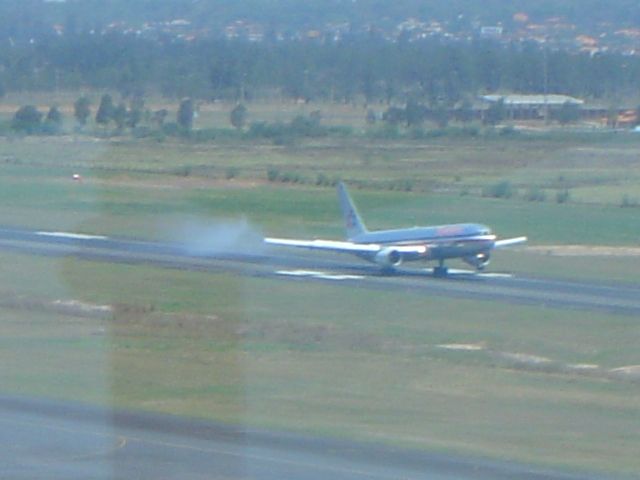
(616, 110, 638, 128)
(480, 26, 503, 40)
(480, 94, 584, 120)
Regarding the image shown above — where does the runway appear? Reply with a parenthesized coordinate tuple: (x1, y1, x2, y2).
(0, 227, 635, 479)
(0, 394, 601, 480)
(1, 225, 640, 315)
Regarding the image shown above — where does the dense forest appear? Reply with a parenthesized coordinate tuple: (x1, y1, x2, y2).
(0, 34, 638, 105)
(0, 1, 638, 109)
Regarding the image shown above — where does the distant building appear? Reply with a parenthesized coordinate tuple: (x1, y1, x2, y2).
(480, 94, 584, 120)
(513, 12, 529, 23)
(480, 26, 503, 39)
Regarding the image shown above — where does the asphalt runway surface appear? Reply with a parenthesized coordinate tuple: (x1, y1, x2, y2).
(1, 225, 640, 316)
(0, 394, 606, 480)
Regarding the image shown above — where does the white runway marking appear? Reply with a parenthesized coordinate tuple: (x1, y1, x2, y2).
(316, 273, 365, 280)
(437, 343, 485, 351)
(477, 272, 514, 278)
(276, 270, 325, 277)
(446, 268, 513, 278)
(36, 231, 108, 240)
(277, 268, 512, 280)
(276, 270, 364, 281)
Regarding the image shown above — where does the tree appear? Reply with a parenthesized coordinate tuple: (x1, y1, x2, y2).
(405, 99, 427, 127)
(290, 113, 324, 137)
(152, 109, 168, 127)
(382, 106, 405, 126)
(210, 56, 240, 99)
(127, 94, 145, 128)
(46, 106, 63, 124)
(44, 106, 63, 134)
(112, 103, 128, 131)
(95, 94, 114, 126)
(308, 110, 322, 127)
(383, 78, 396, 105)
(12, 105, 42, 134)
(177, 98, 194, 130)
(454, 98, 474, 124)
(229, 104, 247, 130)
(365, 109, 377, 125)
(74, 96, 91, 127)
(430, 102, 450, 128)
(360, 65, 376, 106)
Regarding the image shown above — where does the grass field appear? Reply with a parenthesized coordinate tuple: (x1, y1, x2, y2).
(1, 117, 640, 476)
(2, 143, 640, 282)
(0, 251, 638, 475)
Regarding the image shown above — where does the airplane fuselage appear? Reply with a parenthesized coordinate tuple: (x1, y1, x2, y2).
(351, 223, 495, 262)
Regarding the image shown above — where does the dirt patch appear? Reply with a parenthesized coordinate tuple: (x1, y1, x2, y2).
(99, 175, 266, 191)
(527, 245, 640, 257)
(0, 292, 112, 319)
(51, 299, 113, 317)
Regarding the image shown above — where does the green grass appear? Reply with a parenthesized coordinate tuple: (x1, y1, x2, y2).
(1, 126, 640, 475)
(493, 250, 640, 283)
(3, 151, 640, 283)
(2, 159, 640, 245)
(0, 251, 639, 475)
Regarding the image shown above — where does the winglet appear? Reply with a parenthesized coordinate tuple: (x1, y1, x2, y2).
(337, 182, 368, 240)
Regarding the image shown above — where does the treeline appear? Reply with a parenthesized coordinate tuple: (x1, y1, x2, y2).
(1, 35, 639, 104)
(6, 94, 356, 143)
(0, 94, 594, 144)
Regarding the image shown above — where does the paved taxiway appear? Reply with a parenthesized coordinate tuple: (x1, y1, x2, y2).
(1, 226, 640, 315)
(0, 394, 602, 480)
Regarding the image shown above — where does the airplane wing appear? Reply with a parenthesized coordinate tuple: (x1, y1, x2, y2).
(493, 236, 528, 248)
(264, 237, 427, 255)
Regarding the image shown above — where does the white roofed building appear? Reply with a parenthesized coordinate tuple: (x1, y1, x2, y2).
(480, 94, 584, 120)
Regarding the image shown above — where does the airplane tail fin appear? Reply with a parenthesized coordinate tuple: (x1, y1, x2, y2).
(338, 182, 368, 240)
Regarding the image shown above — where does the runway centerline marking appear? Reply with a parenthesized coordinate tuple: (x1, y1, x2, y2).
(446, 268, 513, 278)
(477, 272, 513, 278)
(276, 269, 364, 281)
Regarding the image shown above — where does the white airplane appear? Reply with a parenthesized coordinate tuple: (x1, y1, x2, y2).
(265, 182, 527, 276)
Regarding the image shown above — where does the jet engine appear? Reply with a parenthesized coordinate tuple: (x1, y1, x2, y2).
(463, 252, 491, 270)
(374, 248, 402, 268)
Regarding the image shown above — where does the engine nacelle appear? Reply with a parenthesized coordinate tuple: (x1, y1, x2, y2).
(374, 248, 403, 268)
(463, 252, 491, 270)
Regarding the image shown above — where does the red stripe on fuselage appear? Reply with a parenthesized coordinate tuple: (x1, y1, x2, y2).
(378, 235, 496, 247)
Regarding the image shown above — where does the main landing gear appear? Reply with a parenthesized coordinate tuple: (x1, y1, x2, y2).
(433, 260, 448, 278)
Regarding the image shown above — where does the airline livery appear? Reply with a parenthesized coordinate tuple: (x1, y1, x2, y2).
(265, 182, 527, 276)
